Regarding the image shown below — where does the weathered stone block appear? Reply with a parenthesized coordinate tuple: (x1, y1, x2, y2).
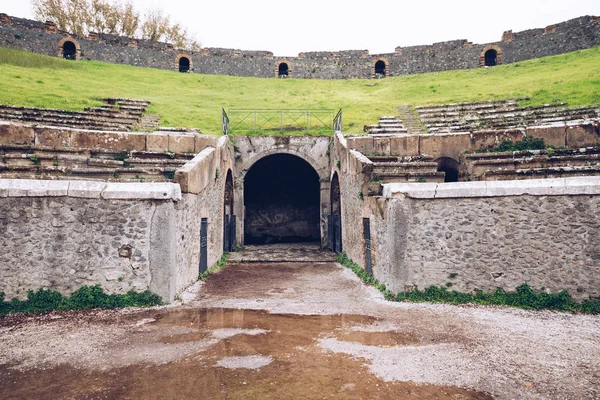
(526, 125, 566, 148)
(0, 123, 35, 145)
(35, 128, 71, 147)
(389, 135, 419, 157)
(7, 179, 69, 197)
(566, 123, 599, 148)
(470, 131, 497, 152)
(373, 137, 391, 155)
(146, 132, 169, 152)
(168, 134, 196, 154)
(496, 129, 526, 145)
(67, 181, 107, 198)
(175, 148, 215, 194)
(347, 136, 374, 155)
(101, 182, 182, 201)
(419, 133, 471, 160)
(195, 134, 218, 153)
(71, 131, 146, 151)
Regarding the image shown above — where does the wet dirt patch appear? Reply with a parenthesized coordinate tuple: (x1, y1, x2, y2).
(0, 307, 493, 399)
(335, 330, 421, 347)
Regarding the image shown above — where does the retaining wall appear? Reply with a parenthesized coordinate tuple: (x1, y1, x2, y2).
(369, 178, 600, 300)
(0, 180, 181, 301)
(0, 133, 235, 303)
(1, 14, 598, 79)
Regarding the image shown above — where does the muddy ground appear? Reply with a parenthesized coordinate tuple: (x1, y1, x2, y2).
(1, 246, 599, 399)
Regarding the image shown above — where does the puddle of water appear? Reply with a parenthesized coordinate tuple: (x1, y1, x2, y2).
(0, 308, 494, 400)
(336, 330, 421, 347)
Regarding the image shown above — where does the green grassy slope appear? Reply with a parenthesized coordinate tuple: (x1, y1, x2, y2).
(0, 46, 599, 134)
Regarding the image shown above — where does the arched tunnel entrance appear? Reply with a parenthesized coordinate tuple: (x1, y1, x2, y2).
(244, 153, 320, 244)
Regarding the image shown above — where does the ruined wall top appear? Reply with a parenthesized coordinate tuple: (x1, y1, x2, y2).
(0, 13, 598, 78)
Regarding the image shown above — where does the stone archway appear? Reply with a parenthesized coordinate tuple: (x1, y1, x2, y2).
(436, 157, 460, 182)
(176, 53, 192, 72)
(480, 45, 502, 67)
(243, 153, 320, 244)
(57, 37, 80, 60)
(372, 57, 389, 78)
(276, 60, 290, 78)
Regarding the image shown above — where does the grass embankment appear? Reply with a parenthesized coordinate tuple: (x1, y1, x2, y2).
(0, 46, 599, 134)
(0, 285, 162, 316)
(337, 253, 600, 314)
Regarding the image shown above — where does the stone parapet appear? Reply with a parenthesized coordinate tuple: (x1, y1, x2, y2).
(383, 176, 600, 199)
(0, 179, 182, 201)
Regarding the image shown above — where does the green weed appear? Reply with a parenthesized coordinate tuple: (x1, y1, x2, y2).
(336, 252, 600, 314)
(0, 285, 162, 316)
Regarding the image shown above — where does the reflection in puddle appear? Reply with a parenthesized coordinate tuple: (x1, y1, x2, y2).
(1, 308, 494, 400)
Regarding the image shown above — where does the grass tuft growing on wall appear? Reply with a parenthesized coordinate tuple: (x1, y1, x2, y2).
(0, 46, 599, 133)
(336, 252, 600, 314)
(0, 285, 162, 316)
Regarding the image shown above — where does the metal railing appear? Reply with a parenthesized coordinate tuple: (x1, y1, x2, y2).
(333, 109, 343, 132)
(223, 109, 342, 135)
(222, 108, 230, 135)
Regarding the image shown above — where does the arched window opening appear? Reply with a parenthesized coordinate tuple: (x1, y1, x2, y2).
(484, 49, 498, 67)
(223, 169, 235, 252)
(244, 154, 320, 244)
(179, 56, 190, 73)
(374, 60, 386, 77)
(436, 157, 460, 183)
(278, 62, 289, 78)
(62, 41, 77, 60)
(329, 172, 342, 253)
(331, 172, 341, 216)
(224, 169, 234, 216)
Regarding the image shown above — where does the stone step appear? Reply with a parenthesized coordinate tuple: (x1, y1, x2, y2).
(482, 165, 600, 180)
(368, 128, 409, 134)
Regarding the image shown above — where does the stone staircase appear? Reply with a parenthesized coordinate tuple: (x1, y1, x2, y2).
(0, 144, 193, 182)
(369, 155, 445, 183)
(364, 116, 408, 135)
(397, 105, 427, 134)
(462, 147, 600, 181)
(0, 98, 152, 132)
(415, 100, 600, 133)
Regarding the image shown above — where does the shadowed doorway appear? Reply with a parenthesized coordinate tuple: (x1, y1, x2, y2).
(244, 154, 320, 244)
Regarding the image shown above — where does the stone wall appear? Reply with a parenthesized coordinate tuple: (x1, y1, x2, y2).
(332, 133, 375, 266)
(1, 14, 598, 79)
(370, 178, 600, 300)
(0, 180, 182, 301)
(174, 136, 235, 291)
(0, 133, 236, 303)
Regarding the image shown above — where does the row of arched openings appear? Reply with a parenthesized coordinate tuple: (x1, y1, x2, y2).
(58, 40, 501, 71)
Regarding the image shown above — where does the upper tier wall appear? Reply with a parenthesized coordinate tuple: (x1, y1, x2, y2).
(0, 14, 599, 78)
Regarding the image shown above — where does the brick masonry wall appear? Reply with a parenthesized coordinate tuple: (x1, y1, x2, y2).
(0, 15, 598, 79)
(371, 179, 600, 301)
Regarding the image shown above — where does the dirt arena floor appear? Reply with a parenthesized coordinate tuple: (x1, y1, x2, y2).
(1, 246, 599, 399)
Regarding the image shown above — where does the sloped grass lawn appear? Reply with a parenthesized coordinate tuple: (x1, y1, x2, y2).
(1, 46, 599, 134)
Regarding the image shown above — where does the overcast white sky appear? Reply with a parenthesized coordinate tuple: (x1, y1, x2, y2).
(1, 0, 598, 56)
